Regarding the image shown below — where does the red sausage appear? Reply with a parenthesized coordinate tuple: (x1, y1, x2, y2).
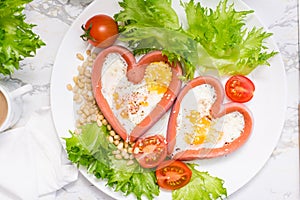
(91, 46, 182, 142)
(167, 76, 253, 160)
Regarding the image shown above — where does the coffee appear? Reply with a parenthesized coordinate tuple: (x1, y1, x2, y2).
(0, 91, 8, 127)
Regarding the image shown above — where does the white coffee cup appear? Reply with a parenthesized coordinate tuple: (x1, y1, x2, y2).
(0, 84, 33, 132)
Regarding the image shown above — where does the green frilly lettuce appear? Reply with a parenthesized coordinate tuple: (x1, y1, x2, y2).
(64, 123, 159, 200)
(114, 0, 277, 80)
(0, 0, 45, 75)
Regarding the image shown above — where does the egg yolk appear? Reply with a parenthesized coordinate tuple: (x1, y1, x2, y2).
(145, 62, 172, 94)
(184, 110, 212, 145)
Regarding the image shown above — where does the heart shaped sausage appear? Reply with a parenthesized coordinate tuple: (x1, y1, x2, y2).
(167, 76, 253, 160)
(92, 46, 182, 142)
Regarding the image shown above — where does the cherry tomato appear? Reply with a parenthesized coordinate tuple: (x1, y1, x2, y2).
(225, 75, 255, 103)
(81, 14, 118, 48)
(133, 135, 167, 168)
(156, 160, 192, 190)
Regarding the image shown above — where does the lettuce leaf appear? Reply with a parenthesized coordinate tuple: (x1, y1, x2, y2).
(119, 26, 200, 79)
(114, 0, 180, 31)
(172, 164, 227, 200)
(182, 0, 277, 75)
(0, 0, 45, 75)
(64, 123, 159, 200)
(115, 0, 277, 79)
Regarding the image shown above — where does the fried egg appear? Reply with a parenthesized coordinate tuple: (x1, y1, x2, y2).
(101, 53, 172, 135)
(172, 83, 245, 156)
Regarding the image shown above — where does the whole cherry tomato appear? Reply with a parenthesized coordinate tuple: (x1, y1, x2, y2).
(81, 14, 118, 48)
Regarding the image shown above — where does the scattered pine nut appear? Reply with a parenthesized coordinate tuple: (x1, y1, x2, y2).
(96, 119, 102, 127)
(102, 119, 108, 126)
(127, 160, 134, 166)
(128, 147, 133, 154)
(123, 154, 129, 160)
(73, 76, 79, 84)
(72, 51, 136, 159)
(129, 154, 134, 160)
(112, 150, 120, 155)
(113, 140, 120, 146)
(109, 130, 116, 136)
(98, 114, 104, 120)
(117, 142, 124, 150)
(107, 124, 112, 131)
(76, 53, 84, 61)
(108, 136, 114, 143)
(66, 84, 73, 91)
(114, 135, 120, 140)
(86, 49, 91, 56)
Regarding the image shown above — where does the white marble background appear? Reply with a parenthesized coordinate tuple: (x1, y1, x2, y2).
(1, 0, 298, 199)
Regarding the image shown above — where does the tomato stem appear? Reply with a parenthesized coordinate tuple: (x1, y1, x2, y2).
(80, 24, 95, 42)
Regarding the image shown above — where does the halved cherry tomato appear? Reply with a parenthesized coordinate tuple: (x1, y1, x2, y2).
(156, 160, 192, 190)
(133, 135, 167, 168)
(225, 75, 255, 103)
(81, 14, 118, 48)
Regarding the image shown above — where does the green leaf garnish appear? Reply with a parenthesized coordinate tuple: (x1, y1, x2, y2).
(0, 0, 45, 75)
(114, 0, 277, 79)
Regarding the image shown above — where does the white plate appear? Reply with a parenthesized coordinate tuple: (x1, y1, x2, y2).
(50, 0, 287, 199)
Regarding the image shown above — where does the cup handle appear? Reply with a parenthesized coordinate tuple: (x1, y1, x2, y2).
(10, 84, 33, 99)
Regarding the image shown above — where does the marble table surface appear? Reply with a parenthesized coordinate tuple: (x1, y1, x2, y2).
(1, 0, 298, 199)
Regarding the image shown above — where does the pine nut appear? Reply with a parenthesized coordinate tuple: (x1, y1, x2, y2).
(83, 61, 88, 68)
(115, 154, 122, 160)
(130, 142, 135, 147)
(127, 160, 134, 166)
(78, 82, 84, 89)
(73, 94, 79, 101)
(127, 147, 133, 154)
(86, 49, 91, 56)
(86, 78, 91, 84)
(108, 136, 114, 143)
(75, 97, 82, 104)
(107, 125, 112, 131)
(124, 142, 129, 149)
(117, 142, 124, 150)
(66, 84, 73, 91)
(109, 130, 116, 136)
(102, 119, 108, 126)
(84, 70, 91, 77)
(86, 84, 92, 91)
(129, 154, 134, 160)
(113, 135, 120, 140)
(83, 108, 89, 116)
(123, 154, 129, 160)
(113, 140, 120, 145)
(98, 115, 104, 120)
(92, 53, 97, 59)
(112, 150, 120, 155)
(76, 53, 84, 60)
(96, 119, 102, 127)
(121, 150, 126, 156)
(72, 85, 79, 93)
